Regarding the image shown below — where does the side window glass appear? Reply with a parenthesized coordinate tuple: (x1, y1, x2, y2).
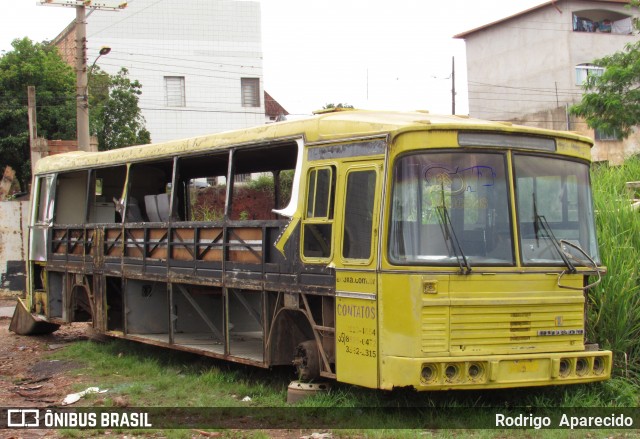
(342, 170, 377, 260)
(302, 166, 335, 260)
(306, 168, 333, 219)
(36, 175, 55, 224)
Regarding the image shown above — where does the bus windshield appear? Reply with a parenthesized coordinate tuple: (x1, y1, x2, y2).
(514, 154, 599, 266)
(389, 151, 513, 266)
(389, 151, 600, 268)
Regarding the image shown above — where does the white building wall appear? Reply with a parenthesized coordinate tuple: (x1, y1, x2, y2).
(85, 0, 264, 143)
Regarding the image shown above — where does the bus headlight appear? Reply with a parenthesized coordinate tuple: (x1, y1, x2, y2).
(467, 362, 485, 381)
(445, 364, 461, 382)
(559, 358, 570, 377)
(421, 364, 438, 383)
(576, 357, 589, 376)
(593, 356, 605, 375)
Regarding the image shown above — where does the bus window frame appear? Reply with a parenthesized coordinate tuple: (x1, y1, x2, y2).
(340, 165, 379, 265)
(513, 153, 599, 267)
(53, 169, 90, 226)
(386, 149, 515, 267)
(301, 164, 336, 263)
(34, 174, 56, 226)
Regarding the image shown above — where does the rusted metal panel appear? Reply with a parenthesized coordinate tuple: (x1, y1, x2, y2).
(9, 298, 60, 335)
(107, 331, 269, 368)
(43, 214, 336, 372)
(0, 200, 29, 292)
(93, 274, 107, 332)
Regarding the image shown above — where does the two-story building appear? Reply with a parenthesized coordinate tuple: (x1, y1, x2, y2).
(455, 0, 639, 163)
(53, 0, 286, 144)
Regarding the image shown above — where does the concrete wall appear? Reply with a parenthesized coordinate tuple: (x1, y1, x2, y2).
(464, 0, 637, 121)
(461, 0, 640, 163)
(510, 106, 640, 164)
(0, 201, 29, 293)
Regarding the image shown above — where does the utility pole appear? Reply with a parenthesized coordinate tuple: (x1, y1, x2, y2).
(28, 86, 49, 183)
(39, 0, 126, 152)
(76, 4, 89, 151)
(28, 86, 42, 178)
(451, 56, 456, 115)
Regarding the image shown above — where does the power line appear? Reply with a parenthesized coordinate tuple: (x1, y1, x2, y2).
(468, 97, 575, 104)
(116, 51, 262, 70)
(100, 55, 261, 76)
(469, 84, 583, 95)
(97, 61, 254, 82)
(139, 106, 265, 115)
(468, 80, 581, 94)
(468, 89, 583, 98)
(87, 0, 166, 38)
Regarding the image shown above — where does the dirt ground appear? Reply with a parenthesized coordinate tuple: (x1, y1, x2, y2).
(0, 298, 89, 409)
(0, 296, 91, 439)
(0, 297, 331, 439)
(194, 186, 280, 221)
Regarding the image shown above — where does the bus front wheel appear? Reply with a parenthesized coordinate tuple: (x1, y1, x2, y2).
(293, 340, 320, 381)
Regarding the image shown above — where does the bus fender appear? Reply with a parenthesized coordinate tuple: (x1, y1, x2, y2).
(266, 307, 314, 366)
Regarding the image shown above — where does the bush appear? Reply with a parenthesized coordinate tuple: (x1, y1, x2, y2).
(590, 158, 640, 376)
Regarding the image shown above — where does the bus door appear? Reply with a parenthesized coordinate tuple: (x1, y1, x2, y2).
(334, 163, 382, 387)
(28, 174, 56, 311)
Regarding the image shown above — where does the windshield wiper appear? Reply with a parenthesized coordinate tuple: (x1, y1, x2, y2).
(532, 193, 576, 273)
(435, 204, 472, 274)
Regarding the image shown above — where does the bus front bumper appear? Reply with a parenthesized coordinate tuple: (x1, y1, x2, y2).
(380, 350, 612, 391)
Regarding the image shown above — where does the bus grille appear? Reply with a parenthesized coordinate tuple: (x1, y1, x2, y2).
(448, 303, 584, 355)
(421, 306, 448, 353)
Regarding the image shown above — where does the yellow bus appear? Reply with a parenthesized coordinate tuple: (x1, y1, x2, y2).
(16, 109, 611, 390)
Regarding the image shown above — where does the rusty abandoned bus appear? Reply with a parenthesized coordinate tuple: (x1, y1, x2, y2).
(13, 109, 611, 390)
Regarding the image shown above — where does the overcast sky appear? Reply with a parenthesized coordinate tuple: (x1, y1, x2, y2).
(1, 0, 544, 116)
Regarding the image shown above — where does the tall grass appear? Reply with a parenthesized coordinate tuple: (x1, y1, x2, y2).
(590, 157, 640, 377)
(54, 336, 639, 409)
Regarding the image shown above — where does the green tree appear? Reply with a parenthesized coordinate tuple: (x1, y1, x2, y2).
(323, 103, 355, 109)
(90, 67, 151, 151)
(570, 4, 640, 138)
(0, 38, 151, 188)
(0, 38, 76, 189)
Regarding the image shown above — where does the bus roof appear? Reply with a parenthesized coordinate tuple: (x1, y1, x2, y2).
(34, 109, 594, 175)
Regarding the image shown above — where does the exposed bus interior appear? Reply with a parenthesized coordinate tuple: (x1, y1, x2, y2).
(91, 166, 127, 223)
(41, 140, 308, 365)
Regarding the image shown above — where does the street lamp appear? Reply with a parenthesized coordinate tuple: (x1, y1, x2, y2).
(78, 44, 111, 152)
(90, 46, 112, 74)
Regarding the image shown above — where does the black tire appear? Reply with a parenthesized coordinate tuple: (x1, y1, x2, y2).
(293, 340, 321, 381)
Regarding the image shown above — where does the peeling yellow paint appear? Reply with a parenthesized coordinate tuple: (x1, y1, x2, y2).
(34, 110, 594, 175)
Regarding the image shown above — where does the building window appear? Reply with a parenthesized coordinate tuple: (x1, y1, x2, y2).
(572, 11, 633, 34)
(165, 76, 185, 107)
(234, 173, 251, 183)
(595, 128, 620, 141)
(575, 64, 604, 86)
(241, 78, 260, 107)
